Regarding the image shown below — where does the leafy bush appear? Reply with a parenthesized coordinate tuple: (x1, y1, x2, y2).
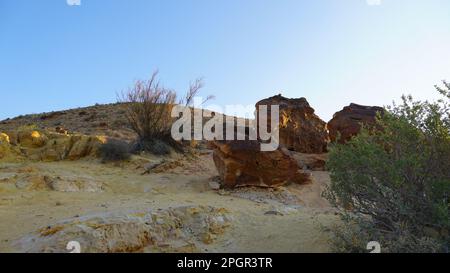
(324, 82, 450, 253)
(99, 139, 131, 162)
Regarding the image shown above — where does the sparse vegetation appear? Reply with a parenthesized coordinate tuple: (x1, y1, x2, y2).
(17, 124, 40, 131)
(119, 71, 177, 143)
(131, 139, 172, 156)
(99, 139, 132, 162)
(118, 71, 213, 155)
(324, 82, 450, 253)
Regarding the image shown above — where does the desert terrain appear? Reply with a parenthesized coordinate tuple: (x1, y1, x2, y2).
(0, 102, 340, 253)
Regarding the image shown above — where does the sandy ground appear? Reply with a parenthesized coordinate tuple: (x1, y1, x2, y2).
(0, 152, 339, 253)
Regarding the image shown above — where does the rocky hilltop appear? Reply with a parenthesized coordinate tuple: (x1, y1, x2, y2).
(328, 103, 384, 143)
(256, 95, 329, 153)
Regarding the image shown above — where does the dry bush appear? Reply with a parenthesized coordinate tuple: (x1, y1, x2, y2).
(99, 139, 131, 162)
(119, 72, 176, 141)
(180, 78, 215, 107)
(119, 71, 213, 154)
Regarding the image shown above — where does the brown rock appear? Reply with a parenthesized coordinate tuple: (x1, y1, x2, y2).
(212, 140, 311, 188)
(256, 95, 328, 153)
(55, 126, 68, 135)
(290, 153, 328, 171)
(328, 103, 384, 143)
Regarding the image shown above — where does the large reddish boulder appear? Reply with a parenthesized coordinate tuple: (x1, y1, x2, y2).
(328, 103, 384, 143)
(212, 140, 311, 188)
(255, 95, 329, 154)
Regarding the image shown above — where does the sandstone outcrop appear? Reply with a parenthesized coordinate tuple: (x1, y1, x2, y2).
(0, 129, 106, 162)
(66, 135, 106, 160)
(0, 132, 10, 144)
(327, 103, 384, 143)
(16, 206, 231, 253)
(256, 95, 329, 153)
(0, 132, 21, 160)
(16, 130, 48, 148)
(212, 140, 311, 188)
(14, 174, 105, 192)
(0, 133, 11, 159)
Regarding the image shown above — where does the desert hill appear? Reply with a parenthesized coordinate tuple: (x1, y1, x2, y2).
(0, 103, 135, 141)
(0, 97, 382, 253)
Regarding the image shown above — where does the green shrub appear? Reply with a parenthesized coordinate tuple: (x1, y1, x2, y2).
(99, 139, 131, 162)
(324, 82, 450, 253)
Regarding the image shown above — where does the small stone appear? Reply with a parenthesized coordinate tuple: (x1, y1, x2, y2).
(264, 211, 284, 216)
(215, 216, 225, 224)
(202, 233, 215, 244)
(208, 181, 221, 190)
(218, 189, 230, 196)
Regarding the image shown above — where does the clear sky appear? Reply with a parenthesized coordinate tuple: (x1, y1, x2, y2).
(1, 0, 449, 121)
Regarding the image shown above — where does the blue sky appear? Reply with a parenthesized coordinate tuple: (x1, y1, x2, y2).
(1, 0, 449, 121)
